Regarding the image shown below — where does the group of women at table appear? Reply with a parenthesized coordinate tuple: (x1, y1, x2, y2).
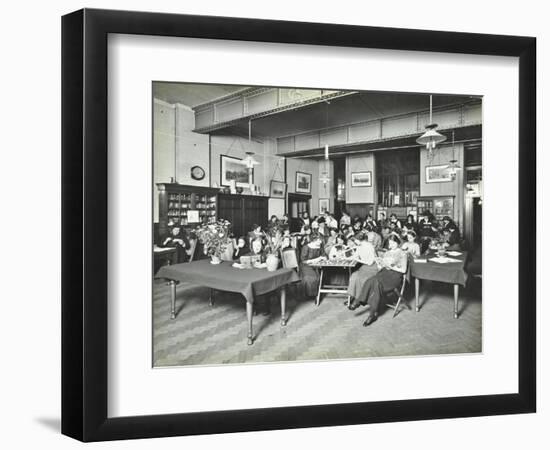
(241, 210, 462, 326)
(158, 210, 461, 326)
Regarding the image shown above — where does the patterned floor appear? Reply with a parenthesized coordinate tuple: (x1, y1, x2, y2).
(153, 279, 482, 367)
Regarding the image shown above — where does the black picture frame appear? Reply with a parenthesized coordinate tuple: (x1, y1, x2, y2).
(62, 8, 536, 442)
(295, 171, 312, 194)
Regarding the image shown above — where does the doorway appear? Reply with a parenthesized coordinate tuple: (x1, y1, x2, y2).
(288, 193, 311, 233)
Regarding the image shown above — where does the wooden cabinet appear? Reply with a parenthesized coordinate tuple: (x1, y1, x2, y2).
(417, 196, 454, 222)
(218, 193, 269, 238)
(157, 184, 219, 237)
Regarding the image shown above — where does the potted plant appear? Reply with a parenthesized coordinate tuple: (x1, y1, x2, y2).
(264, 225, 284, 271)
(195, 219, 232, 264)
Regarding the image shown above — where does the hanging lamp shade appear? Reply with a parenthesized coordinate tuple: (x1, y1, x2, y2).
(319, 144, 331, 187)
(243, 151, 260, 169)
(416, 123, 447, 149)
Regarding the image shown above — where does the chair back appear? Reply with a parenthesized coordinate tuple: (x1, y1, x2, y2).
(280, 247, 299, 270)
(187, 239, 198, 262)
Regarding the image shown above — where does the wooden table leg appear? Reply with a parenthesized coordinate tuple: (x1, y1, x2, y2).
(316, 268, 324, 306)
(246, 301, 254, 345)
(280, 287, 287, 326)
(415, 278, 420, 312)
(454, 284, 459, 319)
(347, 267, 352, 307)
(169, 280, 177, 319)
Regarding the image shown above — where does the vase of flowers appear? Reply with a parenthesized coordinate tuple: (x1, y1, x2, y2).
(265, 227, 283, 272)
(195, 219, 232, 264)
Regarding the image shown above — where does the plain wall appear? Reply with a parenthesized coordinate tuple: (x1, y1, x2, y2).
(153, 99, 176, 221)
(420, 143, 465, 227)
(345, 153, 376, 204)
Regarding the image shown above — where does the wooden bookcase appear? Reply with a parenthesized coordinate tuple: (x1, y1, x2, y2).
(157, 184, 219, 237)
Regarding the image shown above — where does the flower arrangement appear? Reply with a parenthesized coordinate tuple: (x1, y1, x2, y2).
(264, 233, 284, 256)
(195, 219, 232, 258)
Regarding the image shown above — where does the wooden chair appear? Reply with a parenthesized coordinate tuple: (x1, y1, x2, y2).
(385, 254, 412, 318)
(281, 247, 299, 271)
(280, 247, 300, 299)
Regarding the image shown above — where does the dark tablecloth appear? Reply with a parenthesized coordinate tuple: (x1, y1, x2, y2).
(155, 259, 301, 303)
(410, 251, 469, 286)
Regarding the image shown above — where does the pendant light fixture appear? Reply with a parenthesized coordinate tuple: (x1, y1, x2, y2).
(245, 120, 260, 193)
(319, 144, 331, 189)
(319, 102, 331, 189)
(447, 130, 462, 180)
(416, 95, 447, 163)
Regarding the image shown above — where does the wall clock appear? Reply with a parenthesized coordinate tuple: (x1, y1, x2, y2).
(190, 165, 205, 180)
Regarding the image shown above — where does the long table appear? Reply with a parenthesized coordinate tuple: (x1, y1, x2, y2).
(155, 259, 301, 345)
(410, 251, 469, 318)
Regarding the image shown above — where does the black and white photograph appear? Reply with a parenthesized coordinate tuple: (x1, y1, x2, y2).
(295, 171, 312, 193)
(426, 164, 453, 183)
(153, 82, 483, 367)
(220, 154, 252, 188)
(351, 171, 372, 187)
(269, 180, 287, 198)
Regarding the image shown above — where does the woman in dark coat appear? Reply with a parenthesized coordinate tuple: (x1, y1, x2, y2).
(157, 225, 189, 263)
(299, 233, 324, 299)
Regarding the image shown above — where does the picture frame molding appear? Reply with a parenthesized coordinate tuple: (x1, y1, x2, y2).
(62, 8, 536, 442)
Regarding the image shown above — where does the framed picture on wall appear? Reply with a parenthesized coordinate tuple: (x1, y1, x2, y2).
(319, 198, 330, 214)
(351, 171, 372, 187)
(269, 180, 287, 198)
(220, 155, 252, 188)
(426, 164, 452, 183)
(295, 171, 312, 194)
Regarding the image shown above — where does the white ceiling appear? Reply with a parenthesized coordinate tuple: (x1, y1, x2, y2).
(152, 82, 479, 140)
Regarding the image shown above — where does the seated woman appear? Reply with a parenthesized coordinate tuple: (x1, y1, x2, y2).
(442, 229, 462, 251)
(247, 224, 265, 248)
(405, 214, 418, 233)
(364, 213, 378, 231)
(349, 234, 408, 327)
(157, 225, 189, 263)
(366, 227, 382, 252)
(389, 213, 402, 230)
(300, 224, 313, 245)
(346, 232, 379, 307)
(401, 230, 421, 257)
(232, 236, 249, 260)
(299, 233, 324, 300)
(328, 234, 349, 259)
(324, 227, 339, 255)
